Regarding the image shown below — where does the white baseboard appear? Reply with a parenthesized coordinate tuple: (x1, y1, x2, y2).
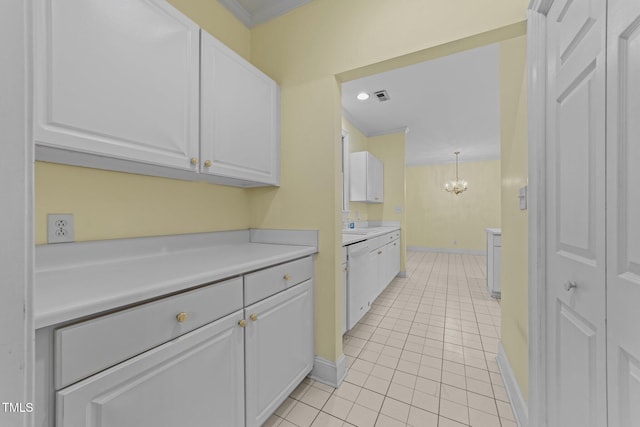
(497, 343, 528, 427)
(309, 354, 347, 388)
(407, 246, 486, 255)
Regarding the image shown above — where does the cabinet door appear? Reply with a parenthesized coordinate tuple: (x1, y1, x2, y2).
(388, 240, 400, 284)
(369, 247, 385, 301)
(347, 245, 372, 330)
(244, 280, 314, 427)
(33, 0, 200, 171)
(342, 262, 348, 334)
(368, 155, 384, 203)
(201, 30, 280, 186)
(56, 311, 245, 427)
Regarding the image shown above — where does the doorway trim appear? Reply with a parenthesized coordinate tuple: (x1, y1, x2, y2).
(527, 1, 553, 427)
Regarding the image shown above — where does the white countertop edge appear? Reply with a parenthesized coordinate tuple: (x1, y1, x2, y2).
(341, 226, 400, 247)
(35, 231, 317, 329)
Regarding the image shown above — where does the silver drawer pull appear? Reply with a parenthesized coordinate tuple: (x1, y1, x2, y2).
(564, 281, 577, 291)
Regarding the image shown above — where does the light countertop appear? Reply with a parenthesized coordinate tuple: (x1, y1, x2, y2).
(342, 226, 400, 246)
(35, 230, 317, 329)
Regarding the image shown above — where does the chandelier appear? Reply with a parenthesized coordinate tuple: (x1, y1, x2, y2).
(444, 151, 468, 195)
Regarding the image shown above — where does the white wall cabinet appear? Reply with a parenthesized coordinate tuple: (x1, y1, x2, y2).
(33, 0, 280, 188)
(244, 280, 314, 427)
(56, 311, 245, 427)
(33, 0, 200, 173)
(350, 152, 384, 203)
(200, 31, 280, 187)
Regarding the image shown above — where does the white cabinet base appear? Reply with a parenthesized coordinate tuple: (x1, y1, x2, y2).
(56, 311, 245, 427)
(245, 280, 314, 427)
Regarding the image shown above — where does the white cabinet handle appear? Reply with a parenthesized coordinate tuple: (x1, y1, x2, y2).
(564, 281, 577, 291)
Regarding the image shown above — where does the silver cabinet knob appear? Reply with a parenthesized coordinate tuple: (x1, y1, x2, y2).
(564, 281, 577, 291)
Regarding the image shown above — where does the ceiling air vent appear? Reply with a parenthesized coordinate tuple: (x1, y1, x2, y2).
(373, 90, 390, 102)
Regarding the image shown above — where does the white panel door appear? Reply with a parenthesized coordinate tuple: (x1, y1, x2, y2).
(545, 0, 607, 426)
(56, 311, 245, 427)
(244, 280, 314, 427)
(33, 0, 200, 171)
(607, 0, 640, 425)
(200, 30, 280, 186)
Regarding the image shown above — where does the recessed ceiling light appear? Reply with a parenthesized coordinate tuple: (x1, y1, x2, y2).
(356, 92, 370, 101)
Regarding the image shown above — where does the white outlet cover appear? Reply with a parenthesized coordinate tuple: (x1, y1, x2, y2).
(47, 214, 75, 244)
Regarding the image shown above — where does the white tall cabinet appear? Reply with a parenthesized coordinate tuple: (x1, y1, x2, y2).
(33, 0, 280, 187)
(350, 152, 384, 203)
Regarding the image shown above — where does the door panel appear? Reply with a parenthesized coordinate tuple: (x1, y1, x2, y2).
(545, 0, 607, 426)
(607, 0, 640, 425)
(555, 62, 597, 260)
(57, 311, 245, 427)
(244, 281, 314, 427)
(33, 0, 200, 170)
(556, 303, 598, 427)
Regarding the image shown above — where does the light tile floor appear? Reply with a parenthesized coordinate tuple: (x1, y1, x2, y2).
(265, 251, 515, 427)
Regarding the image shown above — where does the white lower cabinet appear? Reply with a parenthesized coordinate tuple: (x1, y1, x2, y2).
(56, 311, 245, 427)
(244, 280, 314, 427)
(387, 240, 401, 285)
(369, 245, 385, 299)
(39, 256, 315, 427)
(345, 230, 400, 333)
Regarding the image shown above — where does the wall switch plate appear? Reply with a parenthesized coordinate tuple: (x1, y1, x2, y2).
(47, 214, 75, 243)
(519, 186, 528, 210)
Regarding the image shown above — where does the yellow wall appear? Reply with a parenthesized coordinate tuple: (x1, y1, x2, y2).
(367, 132, 407, 273)
(34, 0, 252, 245)
(251, 0, 527, 362)
(406, 160, 502, 252)
(35, 163, 250, 243)
(342, 117, 369, 221)
(499, 35, 529, 400)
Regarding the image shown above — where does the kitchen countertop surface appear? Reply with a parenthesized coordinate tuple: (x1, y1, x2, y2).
(35, 232, 316, 329)
(342, 226, 400, 246)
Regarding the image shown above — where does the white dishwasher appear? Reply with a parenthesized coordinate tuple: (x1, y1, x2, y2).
(346, 239, 371, 331)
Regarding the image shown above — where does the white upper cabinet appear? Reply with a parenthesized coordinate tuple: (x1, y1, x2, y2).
(33, 0, 280, 187)
(200, 31, 280, 186)
(350, 151, 384, 203)
(33, 0, 200, 172)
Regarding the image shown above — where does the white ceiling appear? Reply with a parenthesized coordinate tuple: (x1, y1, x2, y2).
(218, 0, 314, 27)
(342, 43, 501, 166)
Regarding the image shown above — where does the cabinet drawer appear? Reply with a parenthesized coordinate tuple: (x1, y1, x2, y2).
(244, 257, 312, 305)
(54, 277, 243, 390)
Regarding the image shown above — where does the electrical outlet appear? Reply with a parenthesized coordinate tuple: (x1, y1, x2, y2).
(48, 214, 74, 244)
